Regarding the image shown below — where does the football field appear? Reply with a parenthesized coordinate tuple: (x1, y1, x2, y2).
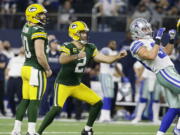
(0, 118, 174, 135)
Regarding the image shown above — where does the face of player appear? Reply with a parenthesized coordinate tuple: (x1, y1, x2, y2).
(108, 41, 117, 50)
(50, 42, 58, 51)
(79, 31, 88, 44)
(141, 26, 152, 37)
(36, 12, 47, 25)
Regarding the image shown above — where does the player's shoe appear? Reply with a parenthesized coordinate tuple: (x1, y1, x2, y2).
(173, 126, 180, 135)
(26, 132, 40, 135)
(131, 118, 141, 124)
(11, 131, 21, 135)
(81, 129, 94, 135)
(153, 119, 161, 124)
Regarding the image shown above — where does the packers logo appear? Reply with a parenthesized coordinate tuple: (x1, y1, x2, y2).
(28, 7, 37, 12)
(71, 24, 77, 29)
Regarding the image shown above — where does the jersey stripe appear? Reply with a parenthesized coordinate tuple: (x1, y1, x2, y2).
(93, 48, 99, 57)
(31, 32, 47, 39)
(130, 41, 144, 54)
(159, 70, 180, 88)
(59, 46, 70, 55)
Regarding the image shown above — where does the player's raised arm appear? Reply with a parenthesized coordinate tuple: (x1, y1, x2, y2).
(136, 28, 166, 60)
(93, 49, 127, 64)
(163, 29, 176, 55)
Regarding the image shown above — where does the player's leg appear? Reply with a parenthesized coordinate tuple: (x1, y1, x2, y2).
(37, 83, 72, 135)
(11, 66, 31, 135)
(173, 115, 180, 135)
(156, 88, 180, 135)
(156, 67, 180, 135)
(132, 80, 148, 123)
(27, 71, 47, 135)
(152, 81, 163, 124)
(157, 67, 180, 94)
(99, 74, 114, 122)
(72, 83, 102, 135)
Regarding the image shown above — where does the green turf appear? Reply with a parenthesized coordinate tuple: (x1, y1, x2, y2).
(0, 118, 174, 135)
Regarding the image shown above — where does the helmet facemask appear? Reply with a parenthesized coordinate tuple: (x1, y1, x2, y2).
(34, 12, 47, 25)
(77, 30, 89, 45)
(130, 18, 153, 40)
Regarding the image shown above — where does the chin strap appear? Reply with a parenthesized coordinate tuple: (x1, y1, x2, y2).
(79, 40, 87, 45)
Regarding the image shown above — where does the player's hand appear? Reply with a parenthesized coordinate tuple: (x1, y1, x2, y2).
(77, 50, 86, 59)
(45, 69, 52, 78)
(169, 29, 176, 40)
(155, 27, 166, 40)
(117, 50, 127, 59)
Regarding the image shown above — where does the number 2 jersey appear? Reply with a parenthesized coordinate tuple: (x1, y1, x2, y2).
(21, 23, 48, 70)
(56, 42, 98, 86)
(130, 38, 174, 73)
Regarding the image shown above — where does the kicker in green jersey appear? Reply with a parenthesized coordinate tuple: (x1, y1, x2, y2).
(21, 23, 48, 70)
(56, 42, 98, 85)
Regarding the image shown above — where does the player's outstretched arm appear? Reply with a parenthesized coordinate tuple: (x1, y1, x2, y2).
(163, 29, 176, 55)
(93, 50, 127, 64)
(35, 39, 52, 77)
(137, 28, 166, 60)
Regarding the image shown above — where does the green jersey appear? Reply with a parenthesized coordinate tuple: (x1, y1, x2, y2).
(56, 42, 98, 85)
(21, 23, 48, 70)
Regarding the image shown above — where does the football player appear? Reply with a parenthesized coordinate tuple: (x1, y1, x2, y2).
(11, 4, 52, 135)
(129, 18, 179, 135)
(36, 21, 127, 135)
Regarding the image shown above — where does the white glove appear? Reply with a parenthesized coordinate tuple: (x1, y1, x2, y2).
(169, 29, 176, 40)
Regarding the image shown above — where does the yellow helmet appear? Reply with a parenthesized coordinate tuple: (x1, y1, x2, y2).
(68, 21, 89, 40)
(25, 4, 47, 24)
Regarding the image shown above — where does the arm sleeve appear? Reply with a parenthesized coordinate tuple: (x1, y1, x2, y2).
(58, 45, 71, 55)
(130, 41, 144, 54)
(31, 28, 47, 40)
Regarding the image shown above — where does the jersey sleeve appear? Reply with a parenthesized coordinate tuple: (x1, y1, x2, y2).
(130, 41, 144, 54)
(91, 44, 99, 57)
(31, 27, 47, 40)
(58, 44, 71, 55)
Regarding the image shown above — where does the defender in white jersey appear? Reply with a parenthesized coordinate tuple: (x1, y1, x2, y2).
(132, 61, 164, 124)
(99, 40, 117, 122)
(129, 18, 180, 135)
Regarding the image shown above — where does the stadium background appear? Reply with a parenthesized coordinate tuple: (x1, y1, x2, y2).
(0, 0, 180, 134)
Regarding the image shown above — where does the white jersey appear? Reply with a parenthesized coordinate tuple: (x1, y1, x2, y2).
(130, 38, 174, 73)
(100, 47, 116, 74)
(7, 55, 25, 77)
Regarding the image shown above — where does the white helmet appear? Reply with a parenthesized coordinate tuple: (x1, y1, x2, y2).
(130, 18, 153, 40)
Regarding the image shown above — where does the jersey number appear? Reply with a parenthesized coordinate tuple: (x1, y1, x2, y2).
(22, 35, 32, 58)
(75, 57, 87, 73)
(158, 48, 166, 58)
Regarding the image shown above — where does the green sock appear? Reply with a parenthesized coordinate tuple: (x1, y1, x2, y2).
(87, 100, 103, 126)
(38, 106, 61, 134)
(16, 99, 29, 121)
(28, 100, 40, 122)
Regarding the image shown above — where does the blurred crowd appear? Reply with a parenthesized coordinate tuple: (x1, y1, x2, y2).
(0, 32, 180, 123)
(0, 0, 180, 31)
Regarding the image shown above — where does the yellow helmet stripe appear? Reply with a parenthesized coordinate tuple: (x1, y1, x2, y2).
(59, 46, 70, 55)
